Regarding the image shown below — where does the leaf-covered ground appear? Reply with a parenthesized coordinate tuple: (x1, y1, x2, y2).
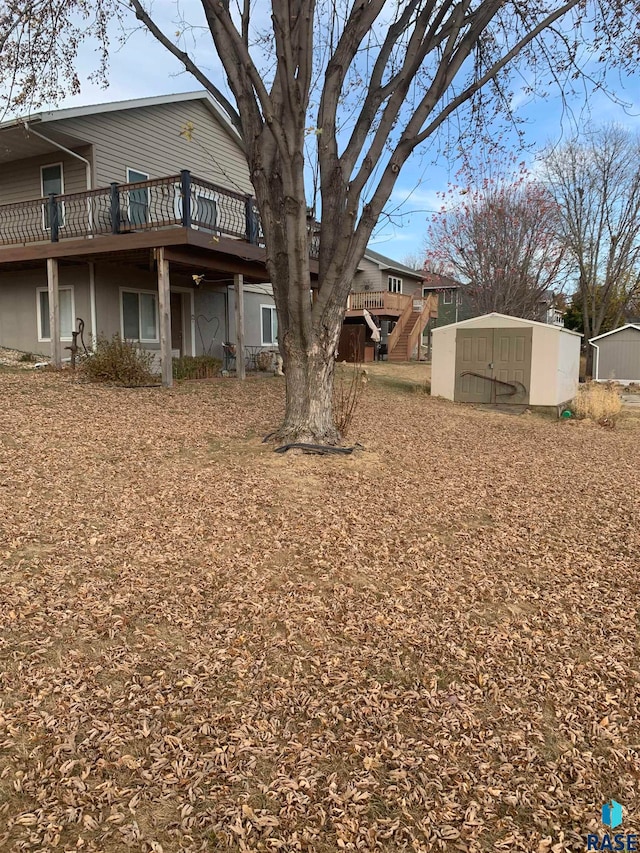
(0, 370, 638, 852)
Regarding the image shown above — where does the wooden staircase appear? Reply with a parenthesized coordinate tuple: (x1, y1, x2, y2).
(388, 309, 422, 361)
(387, 293, 438, 361)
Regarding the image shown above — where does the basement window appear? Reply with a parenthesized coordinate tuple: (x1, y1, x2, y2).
(37, 286, 74, 342)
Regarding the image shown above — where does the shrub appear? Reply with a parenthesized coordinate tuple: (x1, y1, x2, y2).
(173, 355, 222, 380)
(255, 351, 274, 372)
(80, 335, 157, 386)
(18, 352, 35, 363)
(334, 362, 367, 437)
(571, 381, 622, 425)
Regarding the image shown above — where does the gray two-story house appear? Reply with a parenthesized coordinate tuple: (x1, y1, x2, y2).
(341, 249, 437, 361)
(0, 91, 285, 382)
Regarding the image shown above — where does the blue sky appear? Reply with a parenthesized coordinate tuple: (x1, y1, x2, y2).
(33, 11, 640, 267)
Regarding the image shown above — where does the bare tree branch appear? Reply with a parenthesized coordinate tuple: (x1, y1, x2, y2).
(127, 0, 242, 133)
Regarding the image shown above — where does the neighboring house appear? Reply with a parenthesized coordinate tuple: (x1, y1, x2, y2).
(537, 290, 565, 327)
(421, 273, 473, 360)
(589, 324, 640, 383)
(341, 249, 437, 361)
(0, 90, 288, 383)
(422, 277, 565, 360)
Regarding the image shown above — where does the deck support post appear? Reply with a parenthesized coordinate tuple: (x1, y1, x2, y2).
(157, 247, 173, 388)
(234, 273, 245, 380)
(46, 258, 62, 368)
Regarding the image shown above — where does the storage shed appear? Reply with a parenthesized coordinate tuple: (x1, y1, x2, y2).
(431, 313, 581, 407)
(589, 324, 640, 383)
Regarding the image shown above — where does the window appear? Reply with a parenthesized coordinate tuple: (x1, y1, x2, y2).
(126, 168, 150, 227)
(388, 276, 403, 293)
(37, 286, 74, 341)
(261, 305, 278, 346)
(121, 290, 158, 342)
(443, 289, 454, 304)
(41, 163, 65, 229)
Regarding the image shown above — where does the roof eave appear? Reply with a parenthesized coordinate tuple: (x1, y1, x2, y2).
(589, 323, 640, 344)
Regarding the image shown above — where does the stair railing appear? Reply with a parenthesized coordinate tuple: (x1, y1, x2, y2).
(406, 293, 438, 360)
(387, 296, 417, 358)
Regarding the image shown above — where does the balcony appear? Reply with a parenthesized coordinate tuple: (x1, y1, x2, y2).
(0, 171, 264, 249)
(0, 171, 322, 258)
(345, 290, 411, 316)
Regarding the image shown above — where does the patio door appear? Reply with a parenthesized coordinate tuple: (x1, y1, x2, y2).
(126, 168, 149, 227)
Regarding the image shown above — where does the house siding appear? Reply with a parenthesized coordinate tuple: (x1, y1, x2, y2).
(352, 258, 384, 291)
(352, 259, 423, 296)
(423, 288, 474, 356)
(0, 265, 91, 354)
(227, 287, 276, 352)
(395, 277, 423, 297)
(55, 100, 253, 195)
(0, 148, 91, 204)
(594, 327, 640, 381)
(194, 288, 228, 359)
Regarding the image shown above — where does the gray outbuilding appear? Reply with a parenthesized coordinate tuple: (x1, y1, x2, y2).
(589, 324, 640, 383)
(431, 313, 582, 407)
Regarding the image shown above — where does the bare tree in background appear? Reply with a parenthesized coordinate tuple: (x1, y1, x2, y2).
(542, 126, 640, 374)
(2, 0, 639, 442)
(401, 253, 426, 272)
(426, 168, 569, 318)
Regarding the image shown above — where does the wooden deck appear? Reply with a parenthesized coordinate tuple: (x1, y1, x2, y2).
(0, 171, 319, 283)
(345, 290, 410, 317)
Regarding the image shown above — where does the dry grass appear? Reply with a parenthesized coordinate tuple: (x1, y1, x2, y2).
(1, 370, 639, 852)
(360, 360, 432, 385)
(572, 381, 623, 424)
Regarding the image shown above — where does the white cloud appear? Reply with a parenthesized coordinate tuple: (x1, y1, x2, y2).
(388, 185, 443, 211)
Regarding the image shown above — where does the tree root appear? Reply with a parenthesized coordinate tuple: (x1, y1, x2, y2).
(274, 443, 356, 455)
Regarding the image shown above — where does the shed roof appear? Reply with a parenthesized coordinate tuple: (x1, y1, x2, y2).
(589, 324, 640, 344)
(431, 312, 582, 337)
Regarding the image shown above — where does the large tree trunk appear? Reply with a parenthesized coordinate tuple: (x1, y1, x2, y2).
(278, 335, 341, 444)
(272, 247, 346, 445)
(251, 137, 354, 446)
(256, 183, 348, 446)
(582, 289, 594, 379)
